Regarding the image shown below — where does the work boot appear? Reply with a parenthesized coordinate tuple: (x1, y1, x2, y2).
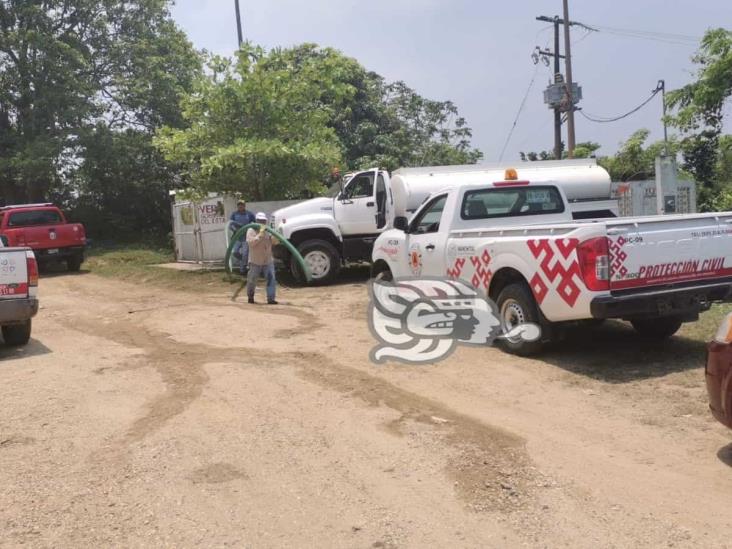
(248, 294, 255, 304)
(267, 299, 278, 305)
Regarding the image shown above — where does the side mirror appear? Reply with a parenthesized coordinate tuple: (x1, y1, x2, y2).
(393, 216, 408, 231)
(0, 235, 8, 247)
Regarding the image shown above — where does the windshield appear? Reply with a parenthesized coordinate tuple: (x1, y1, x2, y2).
(8, 209, 63, 227)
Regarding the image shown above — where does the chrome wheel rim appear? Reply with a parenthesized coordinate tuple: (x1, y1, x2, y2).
(304, 250, 330, 279)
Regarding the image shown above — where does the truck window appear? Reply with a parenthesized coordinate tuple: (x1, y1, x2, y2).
(8, 210, 62, 227)
(342, 173, 374, 199)
(461, 186, 564, 219)
(410, 194, 447, 234)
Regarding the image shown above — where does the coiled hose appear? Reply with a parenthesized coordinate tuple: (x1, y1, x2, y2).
(225, 223, 312, 283)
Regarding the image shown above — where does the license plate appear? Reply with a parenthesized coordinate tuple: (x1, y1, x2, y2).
(47, 248, 59, 254)
(0, 284, 21, 296)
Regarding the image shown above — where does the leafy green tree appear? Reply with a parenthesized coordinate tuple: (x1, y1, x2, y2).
(667, 28, 732, 134)
(596, 130, 680, 182)
(263, 44, 482, 172)
(667, 28, 731, 205)
(156, 44, 482, 200)
(155, 46, 344, 200)
(519, 141, 598, 162)
(0, 0, 199, 235)
(365, 80, 482, 170)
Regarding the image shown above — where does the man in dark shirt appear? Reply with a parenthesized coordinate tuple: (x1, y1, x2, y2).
(230, 200, 256, 275)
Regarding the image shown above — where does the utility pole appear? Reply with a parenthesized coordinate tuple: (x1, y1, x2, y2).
(562, 0, 576, 157)
(659, 79, 669, 156)
(536, 13, 591, 160)
(552, 17, 562, 160)
(234, 0, 244, 47)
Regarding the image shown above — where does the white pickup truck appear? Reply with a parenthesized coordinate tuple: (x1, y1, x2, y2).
(272, 160, 616, 283)
(0, 238, 39, 345)
(371, 171, 732, 354)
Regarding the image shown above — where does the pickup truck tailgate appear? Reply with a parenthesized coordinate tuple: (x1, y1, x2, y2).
(0, 249, 29, 298)
(10, 224, 82, 249)
(607, 213, 732, 291)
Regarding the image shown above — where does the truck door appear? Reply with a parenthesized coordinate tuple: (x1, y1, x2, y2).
(375, 172, 388, 230)
(334, 170, 379, 236)
(404, 194, 449, 277)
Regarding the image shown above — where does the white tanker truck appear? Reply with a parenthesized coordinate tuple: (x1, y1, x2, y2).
(271, 160, 617, 284)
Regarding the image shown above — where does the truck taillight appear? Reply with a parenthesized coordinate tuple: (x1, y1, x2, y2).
(26, 252, 38, 286)
(577, 237, 609, 291)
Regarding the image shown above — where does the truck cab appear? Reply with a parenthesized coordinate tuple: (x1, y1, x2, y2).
(272, 168, 394, 283)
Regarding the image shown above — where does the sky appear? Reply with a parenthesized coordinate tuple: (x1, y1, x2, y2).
(170, 0, 730, 163)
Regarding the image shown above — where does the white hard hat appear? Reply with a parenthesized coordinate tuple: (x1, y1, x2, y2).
(255, 211, 267, 222)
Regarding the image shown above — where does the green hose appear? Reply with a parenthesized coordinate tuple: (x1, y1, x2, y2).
(225, 223, 312, 283)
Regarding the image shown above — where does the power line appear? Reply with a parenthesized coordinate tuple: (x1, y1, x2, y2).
(579, 83, 663, 123)
(588, 24, 700, 46)
(596, 24, 700, 42)
(498, 63, 541, 162)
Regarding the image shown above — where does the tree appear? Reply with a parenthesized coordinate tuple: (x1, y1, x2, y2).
(667, 28, 732, 135)
(156, 43, 482, 200)
(264, 44, 482, 172)
(0, 0, 200, 235)
(667, 28, 732, 203)
(365, 80, 483, 170)
(519, 141, 599, 162)
(155, 45, 344, 200)
(595, 130, 681, 182)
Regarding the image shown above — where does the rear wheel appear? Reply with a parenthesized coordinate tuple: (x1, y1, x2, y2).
(291, 239, 341, 285)
(630, 316, 682, 339)
(2, 320, 31, 346)
(496, 282, 546, 356)
(66, 254, 83, 272)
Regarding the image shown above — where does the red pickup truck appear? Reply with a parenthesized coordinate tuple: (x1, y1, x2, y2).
(0, 204, 86, 271)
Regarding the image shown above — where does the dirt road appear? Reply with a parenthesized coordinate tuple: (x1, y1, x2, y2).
(1, 271, 731, 548)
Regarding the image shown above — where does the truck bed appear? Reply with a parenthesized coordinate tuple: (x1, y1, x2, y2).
(449, 211, 732, 293)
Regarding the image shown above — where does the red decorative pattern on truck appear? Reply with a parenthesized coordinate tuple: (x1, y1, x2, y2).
(527, 238, 582, 307)
(446, 249, 492, 290)
(446, 257, 466, 279)
(608, 236, 629, 277)
(469, 250, 493, 290)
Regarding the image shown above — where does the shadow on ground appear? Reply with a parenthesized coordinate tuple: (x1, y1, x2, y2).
(539, 320, 707, 384)
(276, 264, 371, 288)
(38, 261, 89, 279)
(0, 338, 52, 361)
(717, 442, 732, 468)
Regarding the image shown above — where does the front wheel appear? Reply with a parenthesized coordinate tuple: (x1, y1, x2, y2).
(496, 283, 546, 356)
(630, 317, 682, 339)
(2, 320, 31, 346)
(371, 262, 393, 283)
(291, 239, 341, 285)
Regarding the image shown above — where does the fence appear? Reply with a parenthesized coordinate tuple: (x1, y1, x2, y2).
(170, 193, 301, 264)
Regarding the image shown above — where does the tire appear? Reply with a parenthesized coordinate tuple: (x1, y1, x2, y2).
(630, 316, 682, 339)
(495, 282, 546, 356)
(580, 318, 606, 328)
(2, 320, 31, 346)
(371, 262, 393, 283)
(291, 239, 341, 285)
(66, 254, 83, 272)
